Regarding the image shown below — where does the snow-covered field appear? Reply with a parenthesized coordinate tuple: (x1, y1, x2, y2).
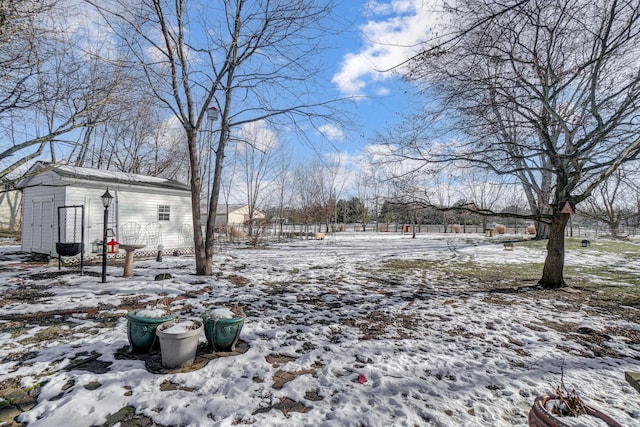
(1, 232, 640, 426)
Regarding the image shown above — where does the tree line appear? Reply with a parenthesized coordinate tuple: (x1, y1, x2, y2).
(2, 0, 640, 289)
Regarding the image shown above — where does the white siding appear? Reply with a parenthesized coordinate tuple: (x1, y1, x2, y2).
(21, 185, 64, 255)
(20, 171, 193, 256)
(66, 184, 193, 253)
(65, 185, 114, 254)
(62, 184, 193, 254)
(111, 186, 193, 250)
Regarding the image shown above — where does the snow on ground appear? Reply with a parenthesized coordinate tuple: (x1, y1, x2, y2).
(1, 232, 640, 426)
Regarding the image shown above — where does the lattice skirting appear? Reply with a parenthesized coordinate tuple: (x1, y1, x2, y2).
(59, 247, 196, 265)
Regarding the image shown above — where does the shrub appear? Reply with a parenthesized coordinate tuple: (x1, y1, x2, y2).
(228, 226, 245, 239)
(452, 224, 462, 233)
(495, 224, 506, 234)
(526, 224, 536, 235)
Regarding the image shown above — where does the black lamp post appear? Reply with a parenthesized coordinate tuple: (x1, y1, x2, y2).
(101, 188, 113, 283)
(206, 105, 219, 213)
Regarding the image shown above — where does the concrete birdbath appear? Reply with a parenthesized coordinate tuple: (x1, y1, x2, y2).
(119, 244, 145, 277)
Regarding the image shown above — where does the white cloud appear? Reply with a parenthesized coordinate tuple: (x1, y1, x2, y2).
(318, 123, 346, 142)
(237, 120, 278, 152)
(332, 0, 446, 96)
(374, 86, 391, 96)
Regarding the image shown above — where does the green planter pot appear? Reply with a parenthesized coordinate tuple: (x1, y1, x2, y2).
(204, 316, 245, 352)
(127, 310, 176, 353)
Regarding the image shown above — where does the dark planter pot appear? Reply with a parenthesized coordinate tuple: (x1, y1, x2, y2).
(204, 316, 245, 352)
(56, 242, 81, 256)
(528, 395, 622, 427)
(127, 310, 176, 353)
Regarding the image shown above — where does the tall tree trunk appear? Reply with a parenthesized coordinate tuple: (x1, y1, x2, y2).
(199, 1, 242, 276)
(535, 219, 551, 239)
(188, 129, 208, 275)
(538, 213, 570, 288)
(609, 221, 619, 238)
(203, 124, 230, 276)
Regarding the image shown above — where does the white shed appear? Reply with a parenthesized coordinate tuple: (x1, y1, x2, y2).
(18, 162, 194, 257)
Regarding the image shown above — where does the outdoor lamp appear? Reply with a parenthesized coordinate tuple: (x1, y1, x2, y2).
(205, 105, 219, 212)
(101, 188, 113, 208)
(207, 106, 219, 121)
(101, 187, 113, 283)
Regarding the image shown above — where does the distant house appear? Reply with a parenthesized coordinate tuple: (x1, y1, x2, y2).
(215, 204, 266, 228)
(17, 162, 194, 257)
(0, 180, 21, 235)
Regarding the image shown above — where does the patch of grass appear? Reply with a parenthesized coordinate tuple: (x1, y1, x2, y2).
(509, 237, 640, 254)
(18, 325, 74, 345)
(380, 238, 639, 288)
(446, 261, 543, 283)
(564, 279, 640, 311)
(225, 274, 250, 286)
(377, 239, 640, 321)
(565, 265, 640, 286)
(566, 237, 640, 256)
(381, 258, 543, 284)
(0, 321, 27, 338)
(383, 259, 442, 270)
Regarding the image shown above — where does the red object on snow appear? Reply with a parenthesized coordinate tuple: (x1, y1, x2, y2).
(357, 374, 367, 384)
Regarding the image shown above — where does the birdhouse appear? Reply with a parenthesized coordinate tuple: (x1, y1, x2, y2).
(207, 106, 219, 121)
(107, 239, 120, 253)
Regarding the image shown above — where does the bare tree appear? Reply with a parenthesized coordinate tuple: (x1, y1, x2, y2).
(396, 167, 456, 233)
(89, 0, 341, 275)
(0, 1, 53, 115)
(79, 84, 189, 181)
(0, 0, 119, 182)
(582, 169, 637, 238)
(461, 169, 507, 232)
(394, 0, 640, 288)
(354, 173, 372, 232)
(293, 163, 322, 233)
(354, 158, 387, 229)
(344, 196, 369, 231)
(271, 148, 295, 238)
(314, 158, 344, 233)
(235, 121, 278, 237)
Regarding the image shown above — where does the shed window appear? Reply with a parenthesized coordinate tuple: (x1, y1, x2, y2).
(158, 205, 170, 221)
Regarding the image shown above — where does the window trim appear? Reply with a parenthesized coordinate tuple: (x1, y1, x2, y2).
(158, 204, 171, 221)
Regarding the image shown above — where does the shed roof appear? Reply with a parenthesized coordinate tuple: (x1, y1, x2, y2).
(19, 162, 190, 192)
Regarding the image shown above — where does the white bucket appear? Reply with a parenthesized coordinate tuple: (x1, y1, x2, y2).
(156, 319, 203, 368)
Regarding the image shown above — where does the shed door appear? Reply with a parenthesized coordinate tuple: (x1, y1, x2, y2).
(87, 199, 104, 249)
(31, 199, 54, 255)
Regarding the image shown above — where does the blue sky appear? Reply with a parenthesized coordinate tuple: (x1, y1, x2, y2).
(4, 1, 439, 185)
(294, 0, 440, 163)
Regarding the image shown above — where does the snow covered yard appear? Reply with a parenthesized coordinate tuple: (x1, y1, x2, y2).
(1, 233, 640, 426)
